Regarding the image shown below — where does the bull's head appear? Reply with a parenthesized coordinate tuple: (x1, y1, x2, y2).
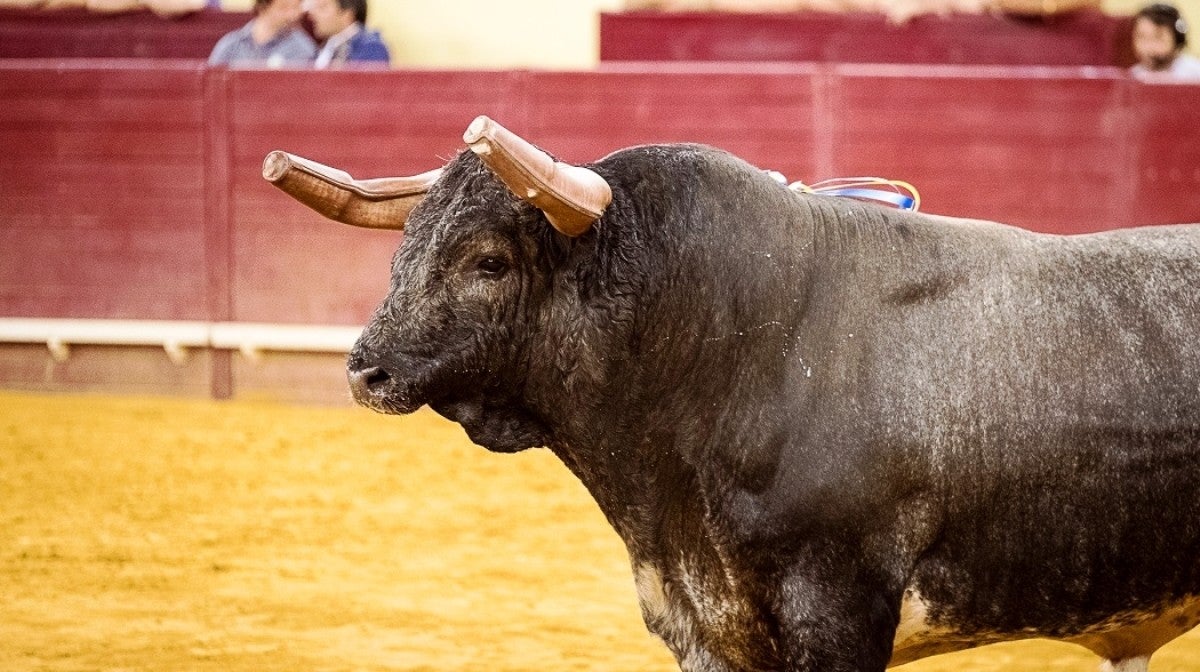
(264, 116, 614, 452)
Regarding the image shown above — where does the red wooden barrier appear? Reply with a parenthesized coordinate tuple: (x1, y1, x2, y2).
(827, 65, 1133, 234)
(1129, 82, 1200, 227)
(525, 65, 823, 180)
(1, 61, 1198, 400)
(0, 60, 209, 320)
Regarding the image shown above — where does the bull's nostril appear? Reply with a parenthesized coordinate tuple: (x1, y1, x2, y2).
(365, 367, 391, 388)
(348, 365, 391, 401)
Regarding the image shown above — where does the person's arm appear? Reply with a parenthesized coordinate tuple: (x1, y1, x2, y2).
(82, 0, 143, 11)
(993, 0, 1099, 15)
(141, 0, 209, 17)
(208, 33, 233, 65)
(280, 31, 318, 64)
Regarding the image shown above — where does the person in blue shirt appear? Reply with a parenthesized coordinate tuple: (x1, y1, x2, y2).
(305, 0, 390, 68)
(208, 0, 316, 67)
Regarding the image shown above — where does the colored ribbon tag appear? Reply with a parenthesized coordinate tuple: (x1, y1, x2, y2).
(768, 171, 922, 212)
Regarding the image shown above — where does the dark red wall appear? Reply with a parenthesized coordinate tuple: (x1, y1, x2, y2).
(1, 61, 209, 320)
(2, 61, 1199, 399)
(600, 10, 1135, 66)
(0, 8, 249, 59)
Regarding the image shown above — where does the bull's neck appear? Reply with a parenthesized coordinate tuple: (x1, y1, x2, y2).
(538, 200, 823, 549)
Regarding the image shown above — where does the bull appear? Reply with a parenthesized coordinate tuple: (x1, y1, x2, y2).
(264, 116, 1200, 672)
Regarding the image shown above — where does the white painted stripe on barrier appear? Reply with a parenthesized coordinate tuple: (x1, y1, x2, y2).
(0, 318, 362, 364)
(0, 318, 211, 346)
(209, 322, 362, 361)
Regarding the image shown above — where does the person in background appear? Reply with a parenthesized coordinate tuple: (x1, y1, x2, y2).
(305, 0, 390, 68)
(1131, 3, 1200, 78)
(621, 0, 1101, 25)
(208, 0, 316, 67)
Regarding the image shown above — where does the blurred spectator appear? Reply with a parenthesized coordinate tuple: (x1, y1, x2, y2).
(1131, 3, 1200, 78)
(208, 0, 316, 67)
(306, 0, 390, 68)
(622, 0, 1099, 24)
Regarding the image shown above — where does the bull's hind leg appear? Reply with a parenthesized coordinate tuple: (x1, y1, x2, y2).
(1099, 657, 1149, 672)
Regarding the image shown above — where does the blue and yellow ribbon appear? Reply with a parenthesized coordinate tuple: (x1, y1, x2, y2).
(766, 171, 922, 212)
(791, 177, 921, 212)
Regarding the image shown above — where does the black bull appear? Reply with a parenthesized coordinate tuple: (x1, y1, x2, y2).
(265, 117, 1200, 672)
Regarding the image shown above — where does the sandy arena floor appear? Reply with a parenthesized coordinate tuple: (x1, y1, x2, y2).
(2, 390, 1198, 671)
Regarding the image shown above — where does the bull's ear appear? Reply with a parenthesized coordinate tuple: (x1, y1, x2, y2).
(262, 151, 441, 231)
(463, 116, 611, 237)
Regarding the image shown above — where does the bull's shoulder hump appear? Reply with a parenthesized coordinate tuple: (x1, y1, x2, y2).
(593, 143, 760, 182)
(595, 142, 732, 164)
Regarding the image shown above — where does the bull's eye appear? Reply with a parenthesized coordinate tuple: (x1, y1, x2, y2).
(477, 256, 508, 277)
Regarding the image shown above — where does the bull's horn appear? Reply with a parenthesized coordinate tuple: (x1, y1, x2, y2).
(262, 151, 441, 230)
(463, 116, 611, 237)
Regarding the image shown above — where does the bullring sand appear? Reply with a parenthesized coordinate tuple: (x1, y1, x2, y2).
(2, 391, 1197, 671)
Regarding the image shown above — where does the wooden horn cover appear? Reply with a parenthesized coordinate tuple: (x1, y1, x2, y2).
(262, 151, 441, 230)
(462, 116, 611, 237)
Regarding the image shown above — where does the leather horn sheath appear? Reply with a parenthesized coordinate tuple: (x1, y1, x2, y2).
(262, 150, 441, 230)
(462, 115, 612, 237)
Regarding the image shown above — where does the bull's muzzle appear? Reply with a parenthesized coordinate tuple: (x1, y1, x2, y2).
(346, 350, 432, 415)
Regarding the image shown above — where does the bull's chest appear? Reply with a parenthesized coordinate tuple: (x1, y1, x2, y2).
(633, 562, 946, 669)
(633, 561, 771, 671)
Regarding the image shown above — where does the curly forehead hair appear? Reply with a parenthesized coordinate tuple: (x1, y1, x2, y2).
(1137, 3, 1189, 47)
